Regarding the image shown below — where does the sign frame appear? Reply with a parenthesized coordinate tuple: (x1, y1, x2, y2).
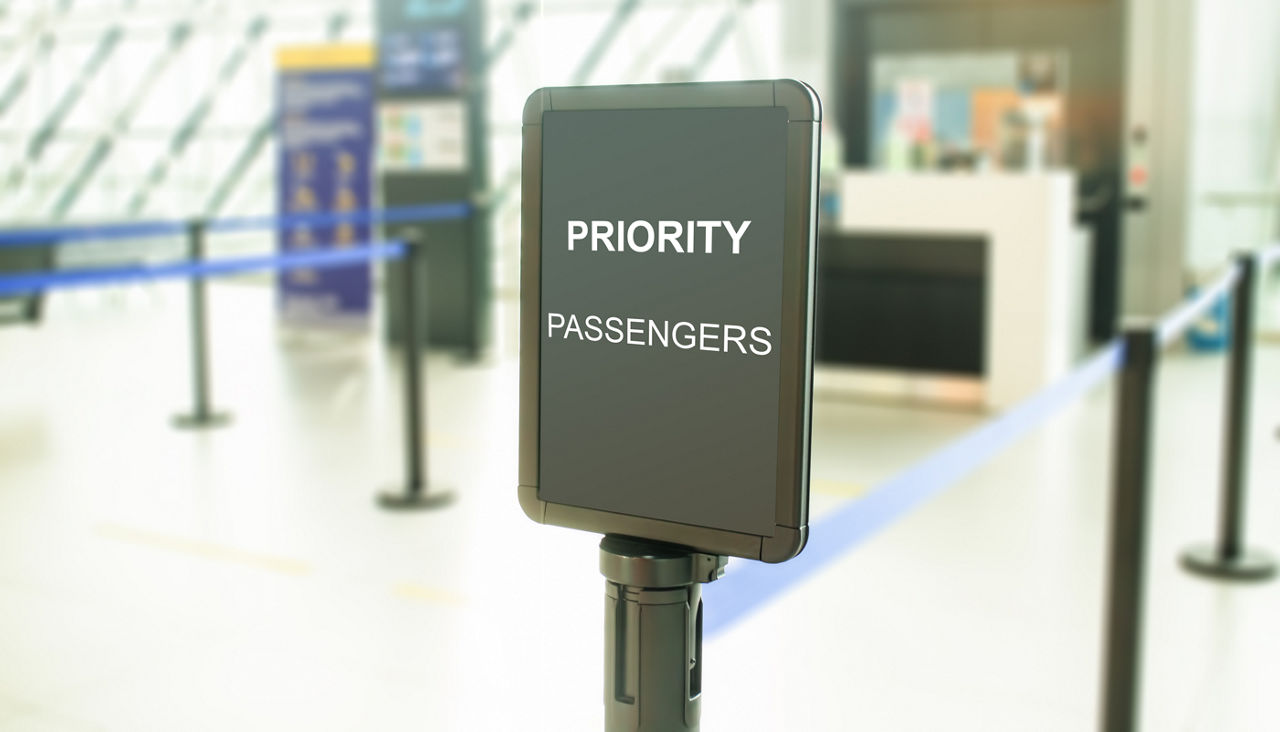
(519, 80, 821, 562)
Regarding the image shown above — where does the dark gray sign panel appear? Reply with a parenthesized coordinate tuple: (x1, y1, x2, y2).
(519, 80, 820, 562)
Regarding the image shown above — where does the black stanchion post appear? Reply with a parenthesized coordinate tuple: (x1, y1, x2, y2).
(1181, 253, 1276, 581)
(1101, 322, 1157, 732)
(378, 231, 453, 510)
(173, 218, 230, 429)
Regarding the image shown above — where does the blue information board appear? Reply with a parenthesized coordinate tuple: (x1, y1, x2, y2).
(276, 45, 376, 326)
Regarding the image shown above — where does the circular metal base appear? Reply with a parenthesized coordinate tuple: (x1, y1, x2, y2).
(376, 488, 455, 511)
(172, 412, 232, 430)
(1181, 544, 1277, 582)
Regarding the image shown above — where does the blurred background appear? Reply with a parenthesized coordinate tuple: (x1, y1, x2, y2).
(1, 1, 1278, 730)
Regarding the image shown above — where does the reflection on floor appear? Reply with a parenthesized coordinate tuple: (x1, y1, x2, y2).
(0, 282, 1277, 731)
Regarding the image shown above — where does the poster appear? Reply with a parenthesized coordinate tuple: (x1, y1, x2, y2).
(276, 44, 375, 327)
(377, 100, 468, 172)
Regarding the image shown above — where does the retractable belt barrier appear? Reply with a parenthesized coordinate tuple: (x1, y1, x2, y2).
(704, 340, 1125, 635)
(0, 204, 469, 515)
(0, 202, 471, 248)
(0, 242, 406, 296)
(1156, 264, 1241, 347)
(706, 243, 1279, 732)
(0, 219, 189, 247)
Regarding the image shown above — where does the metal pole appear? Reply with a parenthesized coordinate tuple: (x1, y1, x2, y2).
(402, 234, 424, 494)
(1221, 255, 1255, 559)
(378, 232, 452, 509)
(173, 218, 229, 429)
(1181, 253, 1276, 580)
(1100, 322, 1157, 732)
(600, 535, 726, 732)
(190, 220, 210, 420)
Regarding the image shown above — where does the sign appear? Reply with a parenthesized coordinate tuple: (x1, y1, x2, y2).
(377, 100, 468, 172)
(519, 80, 821, 562)
(379, 28, 465, 94)
(276, 45, 376, 326)
(376, 0, 468, 96)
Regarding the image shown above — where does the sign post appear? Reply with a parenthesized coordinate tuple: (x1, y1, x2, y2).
(519, 80, 821, 730)
(600, 535, 727, 732)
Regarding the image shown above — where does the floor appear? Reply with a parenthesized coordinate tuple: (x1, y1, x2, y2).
(1, 282, 1277, 731)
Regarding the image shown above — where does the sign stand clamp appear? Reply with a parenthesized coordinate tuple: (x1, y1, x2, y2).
(601, 535, 727, 732)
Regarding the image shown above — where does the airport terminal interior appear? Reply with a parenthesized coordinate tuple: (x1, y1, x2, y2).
(2, 1, 1279, 730)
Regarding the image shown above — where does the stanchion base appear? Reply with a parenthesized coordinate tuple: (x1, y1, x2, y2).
(1180, 544, 1277, 582)
(172, 412, 232, 430)
(376, 488, 455, 511)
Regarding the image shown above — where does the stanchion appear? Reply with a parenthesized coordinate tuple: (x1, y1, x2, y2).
(600, 535, 726, 732)
(1100, 322, 1157, 732)
(378, 230, 452, 509)
(172, 219, 230, 429)
(1181, 253, 1276, 581)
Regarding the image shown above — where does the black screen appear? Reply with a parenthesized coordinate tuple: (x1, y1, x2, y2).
(538, 106, 789, 536)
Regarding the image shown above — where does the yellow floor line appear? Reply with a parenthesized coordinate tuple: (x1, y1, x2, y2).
(392, 582, 468, 607)
(810, 479, 870, 498)
(95, 524, 312, 577)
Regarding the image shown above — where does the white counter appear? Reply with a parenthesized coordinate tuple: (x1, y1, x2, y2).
(827, 171, 1087, 410)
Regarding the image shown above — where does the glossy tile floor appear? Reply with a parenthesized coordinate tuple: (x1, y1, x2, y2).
(1, 282, 1277, 731)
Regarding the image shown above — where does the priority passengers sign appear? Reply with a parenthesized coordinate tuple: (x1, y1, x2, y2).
(519, 80, 821, 562)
